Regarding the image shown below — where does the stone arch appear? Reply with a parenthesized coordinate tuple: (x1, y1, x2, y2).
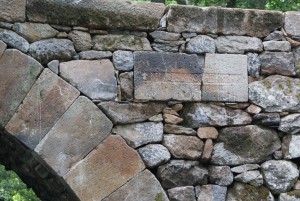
(0, 47, 168, 201)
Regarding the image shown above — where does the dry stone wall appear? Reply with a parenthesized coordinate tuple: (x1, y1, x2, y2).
(1, 0, 300, 201)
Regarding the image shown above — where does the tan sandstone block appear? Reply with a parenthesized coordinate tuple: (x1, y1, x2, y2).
(64, 135, 145, 201)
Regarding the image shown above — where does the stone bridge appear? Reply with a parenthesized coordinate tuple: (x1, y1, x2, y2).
(1, 0, 300, 201)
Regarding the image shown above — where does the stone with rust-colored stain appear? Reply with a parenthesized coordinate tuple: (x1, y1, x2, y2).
(64, 135, 145, 201)
(197, 127, 218, 139)
(35, 96, 113, 176)
(0, 49, 43, 127)
(103, 170, 169, 201)
(134, 51, 204, 101)
(60, 59, 117, 100)
(5, 69, 80, 150)
(0, 0, 26, 22)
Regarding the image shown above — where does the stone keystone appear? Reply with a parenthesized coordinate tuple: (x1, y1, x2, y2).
(5, 69, 80, 150)
(64, 135, 145, 201)
(27, 0, 165, 31)
(0, 49, 43, 127)
(134, 51, 204, 101)
(35, 96, 113, 176)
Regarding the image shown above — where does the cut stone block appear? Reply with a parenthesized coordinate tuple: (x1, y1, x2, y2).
(285, 12, 300, 36)
(202, 54, 248, 102)
(64, 135, 145, 201)
(5, 69, 79, 149)
(35, 96, 113, 176)
(134, 51, 204, 101)
(103, 170, 168, 201)
(167, 6, 283, 38)
(60, 60, 117, 100)
(0, 0, 26, 22)
(0, 49, 43, 127)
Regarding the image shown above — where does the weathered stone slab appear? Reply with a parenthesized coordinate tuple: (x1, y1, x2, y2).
(150, 31, 181, 41)
(186, 35, 216, 54)
(216, 36, 263, 54)
(12, 23, 59, 43)
(68, 30, 92, 52)
(180, 103, 252, 128)
(168, 186, 196, 201)
(60, 60, 117, 100)
(202, 54, 248, 102)
(78, 50, 112, 60)
(27, 0, 165, 31)
(263, 41, 291, 52)
(0, 0, 26, 22)
(279, 190, 300, 201)
(93, 35, 151, 51)
(163, 134, 203, 160)
(249, 75, 300, 112)
(211, 125, 281, 165)
(157, 160, 208, 189)
(0, 40, 6, 58)
(103, 170, 168, 201)
(227, 183, 274, 201)
(282, 135, 300, 159)
(35, 96, 113, 176)
(64, 135, 145, 201)
(138, 144, 171, 168)
(209, 166, 233, 186)
(234, 170, 263, 187)
(285, 12, 300, 36)
(279, 114, 300, 134)
(5, 69, 79, 149)
(0, 28, 29, 53)
(98, 102, 165, 124)
(231, 164, 260, 174)
(167, 6, 283, 37)
(198, 185, 227, 201)
(29, 39, 76, 64)
(134, 51, 204, 101)
(0, 49, 43, 127)
(164, 124, 196, 135)
(113, 122, 163, 148)
(260, 52, 295, 76)
(261, 160, 299, 194)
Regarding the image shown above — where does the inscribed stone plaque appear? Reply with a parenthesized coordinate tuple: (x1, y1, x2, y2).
(202, 54, 248, 102)
(134, 52, 204, 101)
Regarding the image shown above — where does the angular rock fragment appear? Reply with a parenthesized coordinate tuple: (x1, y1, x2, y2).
(47, 60, 59, 74)
(231, 164, 260, 174)
(0, 0, 26, 22)
(138, 144, 171, 168)
(167, 186, 196, 201)
(209, 166, 233, 186)
(164, 124, 196, 135)
(197, 185, 227, 201)
(282, 135, 300, 159)
(0, 28, 29, 53)
(279, 190, 300, 201)
(119, 72, 133, 101)
(279, 114, 300, 134)
(163, 114, 183, 125)
(234, 170, 263, 187)
(252, 113, 281, 127)
(186, 35, 215, 54)
(247, 53, 261, 78)
(202, 139, 214, 162)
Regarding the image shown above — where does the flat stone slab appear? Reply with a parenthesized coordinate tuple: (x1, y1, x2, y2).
(64, 135, 145, 201)
(103, 170, 169, 201)
(202, 54, 248, 102)
(60, 60, 117, 100)
(285, 11, 300, 36)
(0, 49, 43, 127)
(5, 69, 80, 150)
(167, 5, 283, 38)
(0, 0, 26, 22)
(35, 96, 113, 176)
(27, 0, 165, 31)
(134, 51, 204, 101)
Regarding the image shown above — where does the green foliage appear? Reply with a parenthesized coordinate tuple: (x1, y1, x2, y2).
(131, 0, 300, 11)
(0, 165, 40, 201)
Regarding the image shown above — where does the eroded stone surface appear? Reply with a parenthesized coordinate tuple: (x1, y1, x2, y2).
(263, 41, 291, 52)
(211, 125, 281, 165)
(0, 0, 26, 22)
(234, 170, 263, 187)
(138, 144, 171, 168)
(249, 75, 300, 112)
(197, 127, 218, 139)
(78, 50, 112, 60)
(168, 186, 196, 201)
(167, 6, 283, 37)
(0, 28, 29, 53)
(27, 0, 165, 31)
(231, 164, 260, 174)
(198, 185, 227, 201)
(47, 60, 59, 74)
(279, 114, 300, 134)
(12, 22, 58, 43)
(5, 69, 79, 149)
(103, 170, 168, 201)
(113, 122, 163, 148)
(0, 49, 43, 127)
(35, 96, 113, 176)
(279, 190, 300, 201)
(163, 134, 203, 160)
(112, 50, 134, 71)
(93, 35, 151, 51)
(29, 39, 76, 64)
(64, 135, 145, 201)
(261, 160, 299, 194)
(180, 103, 252, 128)
(60, 60, 117, 100)
(186, 35, 216, 54)
(150, 31, 181, 41)
(202, 54, 248, 102)
(209, 166, 233, 186)
(134, 51, 204, 101)
(98, 102, 165, 124)
(252, 113, 281, 126)
(247, 53, 261, 78)
(157, 160, 208, 189)
(285, 12, 300, 36)
(216, 36, 263, 54)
